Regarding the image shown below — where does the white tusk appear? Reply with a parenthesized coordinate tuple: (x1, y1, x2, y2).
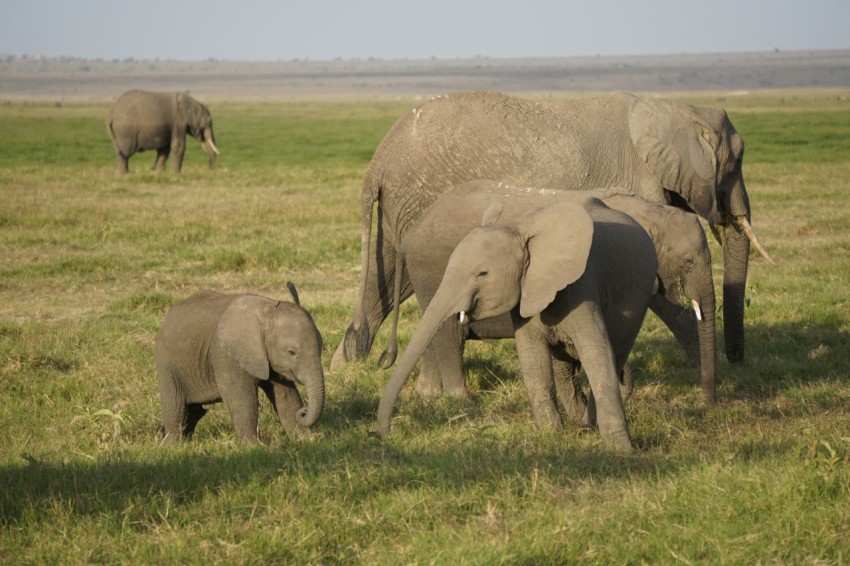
(458, 311, 467, 324)
(691, 299, 703, 321)
(206, 137, 220, 156)
(737, 216, 777, 266)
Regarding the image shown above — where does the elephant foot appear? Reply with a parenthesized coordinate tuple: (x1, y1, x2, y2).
(414, 378, 443, 397)
(601, 429, 634, 453)
(443, 385, 471, 399)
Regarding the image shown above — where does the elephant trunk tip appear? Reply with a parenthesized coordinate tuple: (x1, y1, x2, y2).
(296, 407, 308, 424)
(296, 406, 319, 427)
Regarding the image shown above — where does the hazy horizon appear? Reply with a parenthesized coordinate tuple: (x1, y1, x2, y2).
(2, 1, 849, 62)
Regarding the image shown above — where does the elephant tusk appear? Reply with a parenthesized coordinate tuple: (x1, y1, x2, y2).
(691, 299, 703, 321)
(736, 216, 777, 266)
(206, 137, 220, 156)
(458, 311, 467, 324)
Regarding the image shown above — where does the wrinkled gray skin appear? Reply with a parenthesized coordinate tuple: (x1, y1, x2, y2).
(107, 89, 220, 174)
(382, 184, 717, 407)
(335, 91, 773, 373)
(155, 284, 324, 444)
(377, 196, 658, 451)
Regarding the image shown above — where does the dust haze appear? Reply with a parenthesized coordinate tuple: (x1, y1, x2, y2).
(2, 49, 849, 100)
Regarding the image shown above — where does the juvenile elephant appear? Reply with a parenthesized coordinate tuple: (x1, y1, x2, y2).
(335, 91, 774, 373)
(107, 89, 220, 174)
(155, 283, 324, 444)
(377, 196, 658, 451)
(382, 184, 717, 405)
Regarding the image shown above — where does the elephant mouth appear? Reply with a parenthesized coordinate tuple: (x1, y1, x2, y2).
(457, 298, 479, 325)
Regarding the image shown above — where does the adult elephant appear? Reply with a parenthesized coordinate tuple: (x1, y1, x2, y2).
(333, 90, 773, 371)
(107, 89, 220, 174)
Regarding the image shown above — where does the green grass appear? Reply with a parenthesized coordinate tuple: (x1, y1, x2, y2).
(1, 91, 849, 564)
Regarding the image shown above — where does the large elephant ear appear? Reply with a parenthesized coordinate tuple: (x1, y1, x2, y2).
(177, 93, 203, 135)
(629, 97, 722, 223)
(216, 296, 270, 380)
(516, 202, 594, 318)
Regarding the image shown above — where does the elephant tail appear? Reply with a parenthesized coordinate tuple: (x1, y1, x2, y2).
(377, 242, 405, 369)
(343, 170, 382, 362)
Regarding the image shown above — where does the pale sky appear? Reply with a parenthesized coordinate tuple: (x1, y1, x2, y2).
(2, 0, 848, 61)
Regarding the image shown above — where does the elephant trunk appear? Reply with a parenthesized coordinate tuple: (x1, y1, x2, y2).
(721, 175, 752, 364)
(377, 291, 459, 437)
(691, 279, 717, 404)
(296, 372, 325, 428)
(722, 221, 749, 364)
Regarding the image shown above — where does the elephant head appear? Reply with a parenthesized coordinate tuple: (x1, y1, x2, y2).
(654, 221, 717, 404)
(377, 201, 595, 436)
(217, 287, 325, 428)
(178, 93, 220, 169)
(629, 97, 774, 363)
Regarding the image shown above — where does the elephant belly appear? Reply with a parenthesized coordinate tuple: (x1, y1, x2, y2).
(137, 125, 171, 150)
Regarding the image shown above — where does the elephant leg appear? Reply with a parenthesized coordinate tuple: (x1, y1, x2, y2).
(650, 295, 700, 367)
(552, 358, 588, 426)
(514, 323, 562, 430)
(154, 148, 169, 172)
(157, 371, 187, 442)
(415, 345, 445, 397)
(566, 310, 633, 451)
(620, 362, 634, 401)
(259, 380, 310, 440)
(115, 152, 129, 174)
(420, 321, 468, 397)
(170, 136, 186, 172)
(183, 404, 208, 440)
(219, 376, 261, 444)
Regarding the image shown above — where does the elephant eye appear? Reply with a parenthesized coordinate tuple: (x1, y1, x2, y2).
(287, 348, 298, 357)
(476, 268, 489, 278)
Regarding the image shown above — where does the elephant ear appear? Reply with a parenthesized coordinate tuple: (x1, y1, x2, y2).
(216, 296, 270, 380)
(629, 97, 722, 223)
(516, 202, 594, 318)
(481, 201, 504, 226)
(177, 93, 203, 136)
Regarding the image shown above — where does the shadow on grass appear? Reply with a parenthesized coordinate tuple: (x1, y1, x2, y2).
(391, 313, 849, 406)
(0, 431, 686, 524)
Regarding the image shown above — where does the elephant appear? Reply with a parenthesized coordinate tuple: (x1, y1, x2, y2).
(107, 89, 220, 174)
(334, 90, 774, 374)
(155, 283, 324, 444)
(381, 183, 718, 405)
(376, 195, 659, 451)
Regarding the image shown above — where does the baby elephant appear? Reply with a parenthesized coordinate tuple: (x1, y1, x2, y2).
(155, 283, 324, 444)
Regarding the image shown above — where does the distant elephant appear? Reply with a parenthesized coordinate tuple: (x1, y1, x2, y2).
(381, 183, 717, 405)
(334, 91, 774, 373)
(377, 195, 659, 451)
(107, 89, 220, 174)
(155, 283, 324, 444)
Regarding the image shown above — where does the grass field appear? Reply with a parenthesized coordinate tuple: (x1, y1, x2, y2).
(1, 90, 849, 564)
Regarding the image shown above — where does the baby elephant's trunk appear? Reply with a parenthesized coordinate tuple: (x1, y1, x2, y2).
(296, 376, 325, 427)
